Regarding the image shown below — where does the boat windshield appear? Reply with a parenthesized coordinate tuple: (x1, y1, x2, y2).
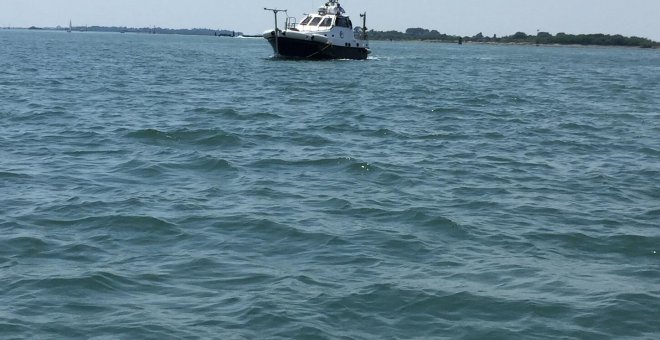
(320, 17, 333, 27)
(309, 17, 322, 26)
(300, 16, 312, 25)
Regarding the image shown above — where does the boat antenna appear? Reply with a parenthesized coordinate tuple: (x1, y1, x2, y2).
(360, 12, 368, 43)
(264, 8, 287, 56)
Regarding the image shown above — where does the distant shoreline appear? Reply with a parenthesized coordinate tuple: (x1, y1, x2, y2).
(421, 40, 660, 51)
(367, 29, 659, 49)
(5, 25, 658, 49)
(7, 25, 242, 37)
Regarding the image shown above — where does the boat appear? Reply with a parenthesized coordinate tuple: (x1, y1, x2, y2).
(263, 0, 370, 60)
(66, 20, 72, 33)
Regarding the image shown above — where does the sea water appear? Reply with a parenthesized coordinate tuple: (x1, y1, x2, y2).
(1, 30, 659, 339)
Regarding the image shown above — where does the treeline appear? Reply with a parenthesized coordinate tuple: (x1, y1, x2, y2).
(55, 26, 241, 37)
(366, 28, 659, 48)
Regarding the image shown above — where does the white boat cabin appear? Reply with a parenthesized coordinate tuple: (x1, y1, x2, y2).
(285, 0, 365, 47)
(295, 6, 352, 33)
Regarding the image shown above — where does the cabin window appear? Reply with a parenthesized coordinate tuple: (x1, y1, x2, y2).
(300, 16, 312, 25)
(320, 17, 333, 27)
(335, 17, 350, 28)
(309, 17, 322, 26)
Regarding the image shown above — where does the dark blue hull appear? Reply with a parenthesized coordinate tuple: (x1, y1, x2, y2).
(266, 36, 369, 60)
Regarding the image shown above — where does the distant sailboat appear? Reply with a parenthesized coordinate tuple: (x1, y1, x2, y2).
(66, 20, 72, 33)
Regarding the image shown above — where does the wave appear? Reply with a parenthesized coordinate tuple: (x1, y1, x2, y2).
(322, 206, 467, 239)
(36, 215, 183, 239)
(308, 283, 580, 338)
(0, 171, 31, 179)
(188, 107, 283, 120)
(126, 128, 243, 147)
(162, 154, 237, 173)
(639, 146, 660, 157)
(574, 292, 660, 337)
(0, 236, 50, 255)
(8, 271, 136, 295)
(526, 231, 659, 258)
(251, 156, 378, 174)
(215, 216, 345, 248)
(112, 158, 168, 178)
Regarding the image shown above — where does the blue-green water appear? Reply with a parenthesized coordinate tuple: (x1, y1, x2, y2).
(1, 30, 659, 339)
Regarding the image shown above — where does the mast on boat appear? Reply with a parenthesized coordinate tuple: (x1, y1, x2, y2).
(264, 7, 287, 55)
(360, 12, 368, 44)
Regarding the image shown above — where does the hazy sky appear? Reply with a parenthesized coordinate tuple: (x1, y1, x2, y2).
(1, 0, 659, 40)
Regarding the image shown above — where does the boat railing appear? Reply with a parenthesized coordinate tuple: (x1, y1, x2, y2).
(285, 16, 298, 30)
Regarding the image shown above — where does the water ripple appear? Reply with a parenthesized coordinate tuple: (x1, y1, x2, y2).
(1, 31, 659, 339)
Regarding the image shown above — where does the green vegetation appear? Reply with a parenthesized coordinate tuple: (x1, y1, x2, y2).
(84, 26, 241, 36)
(34, 25, 241, 36)
(365, 28, 659, 48)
